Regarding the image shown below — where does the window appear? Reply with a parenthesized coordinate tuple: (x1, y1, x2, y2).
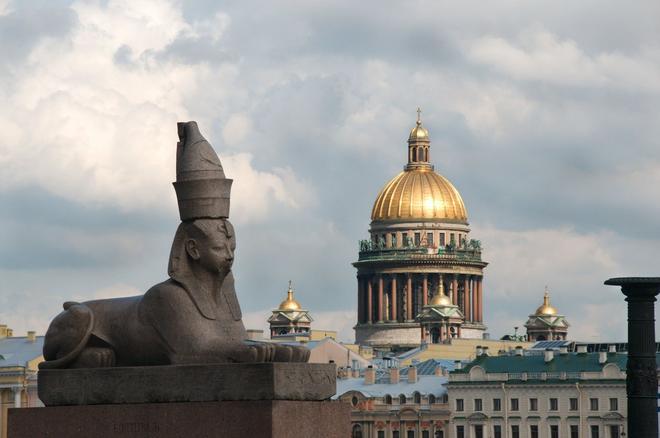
(570, 425, 579, 438)
(400, 394, 407, 404)
(393, 432, 400, 438)
(609, 398, 618, 411)
(435, 431, 444, 438)
(551, 425, 559, 438)
(590, 398, 599, 411)
(570, 398, 579, 411)
(414, 233, 421, 246)
(427, 233, 433, 246)
(450, 233, 455, 244)
(530, 425, 539, 438)
(474, 398, 483, 411)
(493, 425, 502, 438)
(456, 426, 465, 438)
(378, 431, 385, 438)
(510, 398, 519, 411)
(456, 399, 464, 411)
(440, 233, 445, 246)
(384, 394, 392, 405)
(413, 392, 421, 404)
(529, 398, 538, 411)
(511, 425, 520, 438)
(408, 430, 415, 438)
(352, 424, 363, 438)
(550, 398, 558, 411)
(402, 233, 409, 246)
(474, 425, 483, 438)
(391, 233, 397, 247)
(422, 431, 429, 438)
(609, 425, 619, 438)
(429, 394, 436, 404)
(493, 398, 502, 411)
(590, 425, 599, 438)
(351, 396, 359, 407)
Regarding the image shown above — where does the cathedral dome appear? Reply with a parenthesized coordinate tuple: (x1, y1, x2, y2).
(371, 168, 468, 222)
(371, 110, 468, 223)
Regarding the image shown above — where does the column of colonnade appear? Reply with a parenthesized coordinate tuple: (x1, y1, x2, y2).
(357, 273, 484, 325)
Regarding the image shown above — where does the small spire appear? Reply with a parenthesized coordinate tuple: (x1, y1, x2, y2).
(543, 286, 550, 305)
(438, 281, 445, 296)
(416, 107, 422, 125)
(287, 280, 294, 299)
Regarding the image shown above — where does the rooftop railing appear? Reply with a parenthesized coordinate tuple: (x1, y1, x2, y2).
(357, 240, 483, 263)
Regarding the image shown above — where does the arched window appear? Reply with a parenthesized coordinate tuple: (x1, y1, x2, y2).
(429, 394, 436, 404)
(384, 394, 392, 405)
(352, 424, 363, 438)
(413, 392, 421, 404)
(399, 394, 406, 404)
(442, 394, 449, 403)
(412, 148, 418, 162)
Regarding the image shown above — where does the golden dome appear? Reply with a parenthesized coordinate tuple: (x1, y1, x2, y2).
(535, 288, 558, 316)
(278, 281, 302, 311)
(371, 169, 468, 222)
(429, 283, 452, 306)
(371, 109, 468, 222)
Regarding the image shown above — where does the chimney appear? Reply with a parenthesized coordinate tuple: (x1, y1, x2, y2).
(544, 349, 554, 363)
(599, 351, 607, 364)
(27, 331, 36, 342)
(559, 345, 569, 355)
(608, 345, 617, 354)
(577, 345, 587, 354)
(364, 366, 375, 385)
(390, 367, 400, 384)
(515, 346, 524, 356)
(475, 345, 483, 356)
(482, 346, 490, 356)
(408, 365, 418, 383)
(434, 365, 443, 377)
(454, 360, 462, 370)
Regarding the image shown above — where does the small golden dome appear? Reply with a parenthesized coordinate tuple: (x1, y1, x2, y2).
(535, 288, 558, 316)
(409, 121, 429, 141)
(430, 283, 452, 306)
(278, 281, 302, 311)
(371, 170, 468, 222)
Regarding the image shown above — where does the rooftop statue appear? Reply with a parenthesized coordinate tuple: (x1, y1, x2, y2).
(40, 122, 309, 368)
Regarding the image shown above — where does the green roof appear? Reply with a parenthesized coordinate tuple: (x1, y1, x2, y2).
(452, 352, 637, 374)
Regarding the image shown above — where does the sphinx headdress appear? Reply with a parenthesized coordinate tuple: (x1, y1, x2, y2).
(173, 121, 232, 221)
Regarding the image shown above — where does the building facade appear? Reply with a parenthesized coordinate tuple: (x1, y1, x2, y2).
(336, 360, 454, 438)
(354, 112, 488, 350)
(0, 330, 44, 438)
(447, 348, 628, 438)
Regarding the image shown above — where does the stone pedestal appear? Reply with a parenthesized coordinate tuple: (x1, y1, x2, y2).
(8, 363, 350, 438)
(9, 400, 350, 438)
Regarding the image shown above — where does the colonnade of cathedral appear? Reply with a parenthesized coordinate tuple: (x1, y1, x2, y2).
(356, 273, 483, 324)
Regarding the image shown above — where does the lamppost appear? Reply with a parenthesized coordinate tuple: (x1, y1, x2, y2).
(605, 277, 660, 438)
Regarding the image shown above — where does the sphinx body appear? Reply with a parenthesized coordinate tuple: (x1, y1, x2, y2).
(40, 122, 309, 369)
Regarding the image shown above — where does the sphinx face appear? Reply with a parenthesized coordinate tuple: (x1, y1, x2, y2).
(196, 219, 236, 275)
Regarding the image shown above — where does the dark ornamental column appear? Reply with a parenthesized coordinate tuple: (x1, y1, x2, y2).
(605, 277, 660, 438)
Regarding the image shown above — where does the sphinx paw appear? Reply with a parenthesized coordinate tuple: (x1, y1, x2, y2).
(70, 347, 116, 368)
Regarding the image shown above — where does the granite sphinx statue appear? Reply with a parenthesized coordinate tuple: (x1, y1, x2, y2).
(40, 122, 309, 369)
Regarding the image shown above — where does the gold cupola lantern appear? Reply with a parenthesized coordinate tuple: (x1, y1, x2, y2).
(370, 109, 468, 223)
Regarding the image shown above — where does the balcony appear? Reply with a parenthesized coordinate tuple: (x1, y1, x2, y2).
(357, 240, 484, 264)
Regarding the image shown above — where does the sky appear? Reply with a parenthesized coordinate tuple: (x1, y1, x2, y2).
(1, 0, 659, 343)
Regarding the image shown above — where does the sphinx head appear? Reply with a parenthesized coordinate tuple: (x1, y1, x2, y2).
(168, 218, 236, 280)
